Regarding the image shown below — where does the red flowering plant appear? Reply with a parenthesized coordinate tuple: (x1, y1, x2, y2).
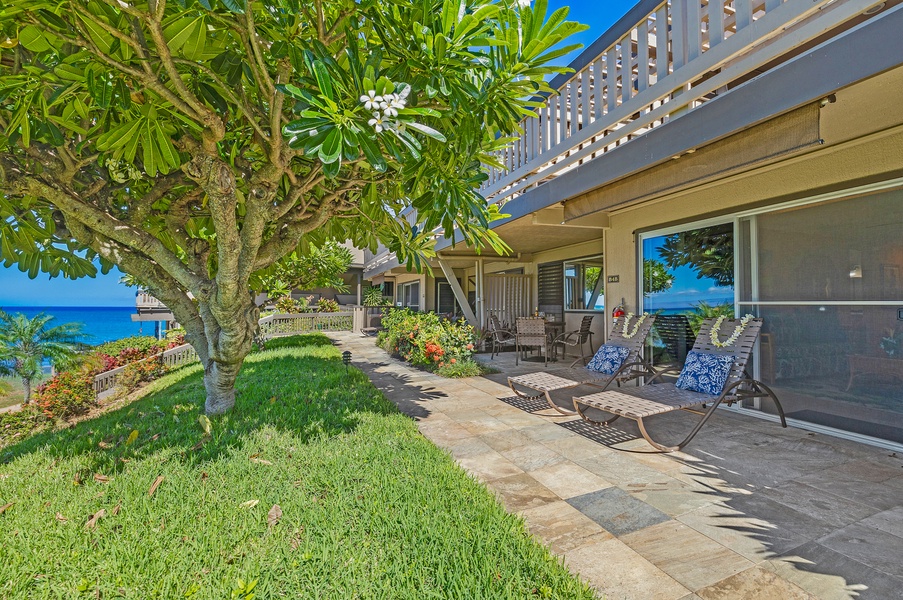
(377, 309, 478, 374)
(33, 370, 97, 420)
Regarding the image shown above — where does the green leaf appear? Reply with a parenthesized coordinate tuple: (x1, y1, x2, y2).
(182, 17, 207, 60)
(311, 60, 333, 102)
(404, 121, 447, 143)
(318, 128, 342, 164)
(153, 121, 180, 169)
(219, 0, 245, 14)
(163, 16, 200, 54)
(356, 133, 387, 173)
(18, 25, 51, 52)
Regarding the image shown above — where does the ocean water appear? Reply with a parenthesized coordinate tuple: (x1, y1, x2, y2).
(0, 306, 154, 346)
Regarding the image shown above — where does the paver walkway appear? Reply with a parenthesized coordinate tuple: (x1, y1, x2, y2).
(333, 333, 903, 600)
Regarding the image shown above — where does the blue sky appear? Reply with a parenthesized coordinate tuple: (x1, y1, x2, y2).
(0, 1, 632, 308)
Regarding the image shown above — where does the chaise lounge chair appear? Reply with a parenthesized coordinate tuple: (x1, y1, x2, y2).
(573, 317, 787, 452)
(507, 314, 658, 415)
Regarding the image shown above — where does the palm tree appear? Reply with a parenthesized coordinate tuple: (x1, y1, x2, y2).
(0, 311, 88, 404)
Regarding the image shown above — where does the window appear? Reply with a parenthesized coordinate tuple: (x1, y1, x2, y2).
(739, 188, 903, 444)
(397, 281, 420, 310)
(564, 257, 604, 311)
(641, 222, 735, 367)
(436, 279, 460, 315)
(537, 262, 564, 321)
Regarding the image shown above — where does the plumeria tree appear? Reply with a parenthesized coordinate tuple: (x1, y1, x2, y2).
(0, 311, 87, 404)
(0, 0, 584, 413)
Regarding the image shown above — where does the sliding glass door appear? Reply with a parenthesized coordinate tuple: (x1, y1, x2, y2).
(641, 222, 735, 369)
(739, 188, 903, 444)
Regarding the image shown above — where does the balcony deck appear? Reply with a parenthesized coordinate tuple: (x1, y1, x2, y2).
(481, 0, 888, 209)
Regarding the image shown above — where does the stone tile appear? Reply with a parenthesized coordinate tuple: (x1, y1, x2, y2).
(857, 506, 903, 539)
(417, 420, 474, 445)
(767, 541, 903, 600)
(817, 522, 903, 578)
(621, 521, 754, 591)
(444, 436, 495, 460)
(460, 415, 512, 436)
(568, 487, 671, 537)
(695, 565, 815, 599)
(490, 473, 558, 512)
(492, 410, 552, 429)
(824, 458, 903, 483)
(455, 451, 524, 482)
(499, 443, 569, 472)
(541, 435, 609, 463)
(759, 480, 878, 530)
(795, 473, 903, 512)
(565, 538, 690, 600)
(480, 429, 536, 452)
(726, 491, 838, 543)
(623, 476, 720, 517)
(520, 501, 614, 554)
(529, 462, 612, 500)
(575, 452, 675, 488)
(677, 503, 808, 563)
(520, 422, 580, 443)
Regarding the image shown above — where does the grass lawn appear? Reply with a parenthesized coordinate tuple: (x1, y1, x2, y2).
(0, 334, 594, 599)
(1, 377, 34, 410)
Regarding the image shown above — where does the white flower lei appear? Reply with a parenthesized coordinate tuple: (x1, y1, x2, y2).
(709, 314, 755, 348)
(620, 312, 648, 339)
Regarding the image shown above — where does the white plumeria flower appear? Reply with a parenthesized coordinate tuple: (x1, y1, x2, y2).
(360, 90, 383, 111)
(383, 105, 399, 118)
(389, 93, 406, 111)
(309, 128, 318, 137)
(368, 111, 385, 133)
(517, 0, 531, 7)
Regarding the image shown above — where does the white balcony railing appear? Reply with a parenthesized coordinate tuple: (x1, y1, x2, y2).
(481, 0, 877, 207)
(135, 292, 169, 310)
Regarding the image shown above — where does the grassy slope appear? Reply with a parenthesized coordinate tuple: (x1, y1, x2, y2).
(0, 335, 594, 599)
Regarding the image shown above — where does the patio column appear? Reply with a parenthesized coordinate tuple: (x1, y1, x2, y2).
(476, 258, 486, 329)
(437, 259, 479, 328)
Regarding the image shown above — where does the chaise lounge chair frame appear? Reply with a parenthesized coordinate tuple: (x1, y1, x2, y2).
(573, 317, 787, 452)
(507, 315, 658, 415)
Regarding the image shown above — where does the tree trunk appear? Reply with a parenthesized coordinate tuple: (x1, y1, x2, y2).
(203, 359, 243, 415)
(168, 289, 259, 415)
(22, 377, 31, 404)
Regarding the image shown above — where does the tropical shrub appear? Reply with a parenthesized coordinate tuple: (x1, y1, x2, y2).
(275, 296, 301, 314)
(95, 336, 161, 357)
(33, 370, 97, 420)
(0, 407, 47, 446)
(363, 286, 391, 307)
(116, 356, 168, 394)
(435, 359, 484, 378)
(378, 309, 478, 376)
(317, 298, 341, 313)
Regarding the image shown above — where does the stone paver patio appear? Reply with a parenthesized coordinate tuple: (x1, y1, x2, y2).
(333, 333, 903, 600)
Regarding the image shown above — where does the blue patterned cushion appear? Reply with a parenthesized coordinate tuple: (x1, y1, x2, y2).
(675, 351, 735, 396)
(586, 344, 630, 375)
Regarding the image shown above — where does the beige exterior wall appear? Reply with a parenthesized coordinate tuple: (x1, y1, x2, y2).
(600, 62, 903, 334)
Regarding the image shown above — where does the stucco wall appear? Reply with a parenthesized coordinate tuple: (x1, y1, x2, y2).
(603, 128, 903, 333)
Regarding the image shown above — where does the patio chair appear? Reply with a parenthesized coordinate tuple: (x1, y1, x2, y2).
(515, 317, 550, 367)
(552, 314, 596, 367)
(508, 314, 657, 415)
(486, 315, 516, 359)
(572, 317, 787, 452)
